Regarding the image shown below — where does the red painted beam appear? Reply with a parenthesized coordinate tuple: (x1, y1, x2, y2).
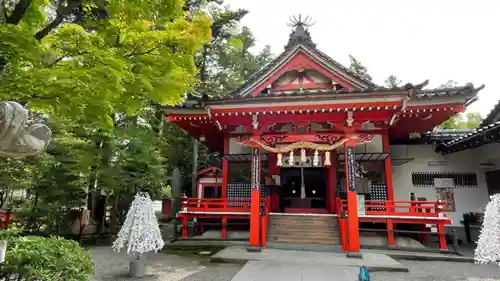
(212, 101, 401, 114)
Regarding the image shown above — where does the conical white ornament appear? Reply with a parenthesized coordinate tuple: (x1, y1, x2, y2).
(474, 193, 500, 265)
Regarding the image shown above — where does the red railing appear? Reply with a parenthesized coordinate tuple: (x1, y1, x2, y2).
(336, 198, 446, 217)
(180, 197, 253, 213)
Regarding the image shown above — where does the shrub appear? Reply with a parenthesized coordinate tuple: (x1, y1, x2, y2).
(0, 233, 93, 281)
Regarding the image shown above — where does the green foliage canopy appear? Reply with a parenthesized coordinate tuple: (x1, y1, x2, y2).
(0, 0, 211, 129)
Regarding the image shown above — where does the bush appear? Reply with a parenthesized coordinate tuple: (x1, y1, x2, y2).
(0, 232, 93, 281)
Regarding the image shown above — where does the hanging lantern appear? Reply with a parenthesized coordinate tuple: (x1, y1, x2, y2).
(289, 150, 294, 166)
(313, 150, 319, 166)
(277, 153, 283, 166)
(301, 148, 306, 163)
(324, 151, 331, 166)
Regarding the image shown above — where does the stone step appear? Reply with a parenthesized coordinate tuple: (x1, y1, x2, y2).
(268, 232, 340, 239)
(270, 216, 337, 221)
(268, 215, 341, 245)
(269, 226, 338, 234)
(269, 227, 340, 234)
(271, 236, 340, 245)
(270, 223, 338, 229)
(270, 221, 338, 226)
(270, 215, 336, 221)
(270, 218, 338, 224)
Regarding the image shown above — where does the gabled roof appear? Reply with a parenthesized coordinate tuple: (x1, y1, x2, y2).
(228, 23, 378, 98)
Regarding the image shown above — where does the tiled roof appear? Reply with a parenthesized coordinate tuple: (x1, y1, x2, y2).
(204, 82, 483, 103)
(436, 121, 500, 154)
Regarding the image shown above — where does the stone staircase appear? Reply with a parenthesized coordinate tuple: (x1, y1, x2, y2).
(268, 215, 340, 245)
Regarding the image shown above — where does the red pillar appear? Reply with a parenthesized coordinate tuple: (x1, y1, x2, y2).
(382, 133, 394, 202)
(221, 135, 229, 198)
(345, 143, 360, 252)
(248, 147, 261, 251)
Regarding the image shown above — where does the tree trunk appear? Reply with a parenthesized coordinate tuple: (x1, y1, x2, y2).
(109, 194, 120, 233)
(170, 168, 182, 217)
(191, 138, 199, 197)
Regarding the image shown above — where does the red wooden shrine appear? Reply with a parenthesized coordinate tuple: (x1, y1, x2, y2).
(166, 18, 484, 252)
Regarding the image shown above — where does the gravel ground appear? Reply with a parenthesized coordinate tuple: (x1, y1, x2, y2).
(373, 260, 500, 281)
(88, 246, 241, 281)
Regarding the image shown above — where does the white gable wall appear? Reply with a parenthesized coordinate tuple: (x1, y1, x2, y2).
(391, 144, 489, 226)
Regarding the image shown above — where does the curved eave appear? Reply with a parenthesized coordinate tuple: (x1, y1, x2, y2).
(437, 120, 500, 155)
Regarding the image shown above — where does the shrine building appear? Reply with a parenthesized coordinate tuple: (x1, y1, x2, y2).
(165, 19, 488, 253)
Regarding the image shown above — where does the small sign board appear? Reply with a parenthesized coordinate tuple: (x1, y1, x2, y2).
(251, 148, 260, 190)
(434, 178, 455, 188)
(346, 146, 356, 192)
(357, 194, 366, 216)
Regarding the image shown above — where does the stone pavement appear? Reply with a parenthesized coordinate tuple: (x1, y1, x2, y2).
(231, 261, 359, 281)
(362, 248, 474, 262)
(212, 246, 408, 272)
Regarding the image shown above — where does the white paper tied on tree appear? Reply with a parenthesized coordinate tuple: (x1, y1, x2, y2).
(0, 240, 6, 263)
(474, 193, 500, 265)
(113, 192, 165, 256)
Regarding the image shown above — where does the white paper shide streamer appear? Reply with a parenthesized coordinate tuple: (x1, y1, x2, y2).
(474, 193, 500, 265)
(113, 193, 164, 256)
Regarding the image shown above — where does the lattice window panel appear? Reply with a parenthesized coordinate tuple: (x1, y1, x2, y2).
(336, 183, 387, 211)
(411, 172, 478, 188)
(227, 183, 266, 208)
(367, 184, 387, 211)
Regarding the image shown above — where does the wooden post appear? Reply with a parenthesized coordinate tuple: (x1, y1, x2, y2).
(329, 160, 337, 213)
(260, 213, 268, 248)
(181, 215, 189, 238)
(248, 147, 261, 251)
(222, 135, 229, 198)
(345, 144, 360, 252)
(437, 223, 447, 250)
(387, 219, 395, 246)
(192, 139, 199, 197)
(170, 168, 182, 218)
(221, 216, 228, 239)
(382, 134, 394, 203)
(340, 218, 348, 251)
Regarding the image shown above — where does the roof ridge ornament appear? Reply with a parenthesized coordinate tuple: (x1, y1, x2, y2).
(286, 14, 316, 50)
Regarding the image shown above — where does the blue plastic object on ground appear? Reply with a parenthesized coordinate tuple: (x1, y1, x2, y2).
(358, 266, 370, 281)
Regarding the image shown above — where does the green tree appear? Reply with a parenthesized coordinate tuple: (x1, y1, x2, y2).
(440, 112, 483, 130)
(438, 80, 482, 129)
(385, 75, 402, 88)
(164, 2, 273, 195)
(0, 0, 211, 129)
(348, 54, 372, 81)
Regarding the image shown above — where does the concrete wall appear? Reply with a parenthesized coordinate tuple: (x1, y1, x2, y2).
(390, 144, 490, 227)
